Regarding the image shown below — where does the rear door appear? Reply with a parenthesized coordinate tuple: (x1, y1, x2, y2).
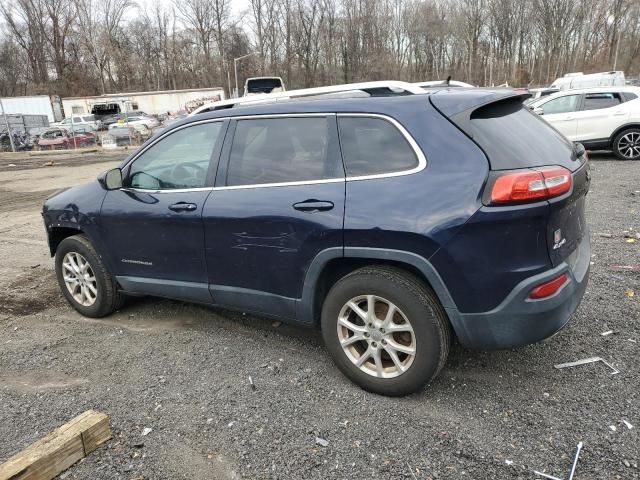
(202, 114, 345, 321)
(535, 93, 582, 140)
(573, 92, 628, 141)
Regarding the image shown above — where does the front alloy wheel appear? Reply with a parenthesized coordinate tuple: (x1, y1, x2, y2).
(62, 252, 98, 306)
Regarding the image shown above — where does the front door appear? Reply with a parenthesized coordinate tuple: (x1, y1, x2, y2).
(203, 115, 345, 321)
(574, 91, 628, 142)
(100, 120, 227, 301)
(537, 93, 581, 140)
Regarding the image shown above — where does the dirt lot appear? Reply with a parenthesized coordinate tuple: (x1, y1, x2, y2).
(0, 150, 638, 479)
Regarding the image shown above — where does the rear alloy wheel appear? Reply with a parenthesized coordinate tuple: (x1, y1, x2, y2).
(322, 266, 451, 396)
(337, 295, 416, 378)
(613, 128, 640, 160)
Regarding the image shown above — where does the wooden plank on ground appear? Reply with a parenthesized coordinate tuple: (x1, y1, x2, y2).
(0, 410, 111, 480)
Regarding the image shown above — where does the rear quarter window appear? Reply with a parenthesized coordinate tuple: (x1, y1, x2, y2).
(338, 116, 419, 177)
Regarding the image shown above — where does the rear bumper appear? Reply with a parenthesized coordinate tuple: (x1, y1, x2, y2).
(447, 233, 590, 349)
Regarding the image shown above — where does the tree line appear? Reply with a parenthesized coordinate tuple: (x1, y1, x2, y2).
(0, 0, 638, 98)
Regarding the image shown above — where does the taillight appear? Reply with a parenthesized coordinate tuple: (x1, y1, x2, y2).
(529, 273, 568, 299)
(489, 166, 572, 204)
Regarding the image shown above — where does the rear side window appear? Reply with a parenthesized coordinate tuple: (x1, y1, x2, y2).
(338, 117, 418, 177)
(470, 98, 575, 170)
(226, 116, 341, 186)
(622, 92, 638, 102)
(582, 93, 622, 111)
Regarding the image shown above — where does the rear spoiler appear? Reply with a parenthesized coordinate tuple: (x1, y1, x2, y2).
(429, 89, 531, 138)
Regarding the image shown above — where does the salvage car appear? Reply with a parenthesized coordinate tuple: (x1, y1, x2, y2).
(42, 81, 590, 396)
(37, 127, 95, 150)
(529, 86, 640, 159)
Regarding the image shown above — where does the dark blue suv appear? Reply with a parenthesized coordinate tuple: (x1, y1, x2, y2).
(42, 83, 590, 396)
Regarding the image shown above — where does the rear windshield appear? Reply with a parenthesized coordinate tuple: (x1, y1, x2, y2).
(469, 98, 576, 170)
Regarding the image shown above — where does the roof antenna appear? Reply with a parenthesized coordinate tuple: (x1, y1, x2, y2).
(445, 75, 452, 86)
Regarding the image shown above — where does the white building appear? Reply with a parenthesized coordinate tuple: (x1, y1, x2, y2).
(61, 87, 226, 118)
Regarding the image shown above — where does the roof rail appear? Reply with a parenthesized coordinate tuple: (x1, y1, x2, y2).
(190, 81, 426, 115)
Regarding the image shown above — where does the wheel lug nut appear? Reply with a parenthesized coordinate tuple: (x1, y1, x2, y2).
(380, 328, 385, 334)
(372, 342, 377, 347)
(381, 339, 387, 345)
(364, 332, 370, 338)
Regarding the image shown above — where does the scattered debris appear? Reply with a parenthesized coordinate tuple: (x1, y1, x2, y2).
(133, 441, 144, 448)
(622, 420, 634, 430)
(597, 232, 613, 238)
(567, 442, 583, 480)
(248, 376, 256, 390)
(43, 161, 57, 167)
(610, 264, 640, 271)
(227, 421, 235, 428)
(0, 410, 110, 480)
(7, 163, 16, 167)
(533, 471, 562, 480)
(206, 418, 213, 424)
(271, 321, 282, 327)
(623, 459, 631, 468)
(629, 339, 637, 343)
(600, 330, 615, 336)
(30, 264, 40, 269)
(141, 427, 152, 436)
(609, 425, 617, 432)
(554, 356, 619, 375)
(625, 238, 636, 243)
(505, 459, 514, 466)
(315, 436, 330, 447)
(625, 288, 635, 298)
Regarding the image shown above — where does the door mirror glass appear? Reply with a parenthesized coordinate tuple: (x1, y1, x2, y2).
(104, 168, 123, 190)
(574, 142, 586, 158)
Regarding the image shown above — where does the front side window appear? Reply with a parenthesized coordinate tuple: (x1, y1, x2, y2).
(582, 93, 622, 111)
(540, 95, 580, 115)
(128, 122, 222, 190)
(226, 116, 341, 186)
(338, 116, 419, 177)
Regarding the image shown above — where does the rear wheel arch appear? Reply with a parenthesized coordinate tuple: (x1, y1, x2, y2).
(609, 123, 640, 146)
(301, 248, 457, 328)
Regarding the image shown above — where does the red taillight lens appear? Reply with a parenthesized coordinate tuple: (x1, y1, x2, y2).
(490, 166, 572, 204)
(529, 273, 568, 299)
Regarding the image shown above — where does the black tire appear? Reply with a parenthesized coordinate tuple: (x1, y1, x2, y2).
(612, 128, 640, 160)
(55, 234, 124, 317)
(321, 266, 451, 396)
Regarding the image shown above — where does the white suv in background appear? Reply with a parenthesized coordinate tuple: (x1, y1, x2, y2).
(528, 86, 640, 160)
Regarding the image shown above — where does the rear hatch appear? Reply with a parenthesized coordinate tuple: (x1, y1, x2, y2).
(430, 90, 590, 267)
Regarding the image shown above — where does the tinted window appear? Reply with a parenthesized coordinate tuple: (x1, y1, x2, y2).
(128, 122, 222, 190)
(226, 117, 341, 186)
(623, 92, 638, 102)
(582, 93, 622, 111)
(470, 98, 575, 170)
(338, 117, 418, 176)
(540, 95, 580, 114)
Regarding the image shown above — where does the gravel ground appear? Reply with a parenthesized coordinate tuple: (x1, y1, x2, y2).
(0, 151, 638, 479)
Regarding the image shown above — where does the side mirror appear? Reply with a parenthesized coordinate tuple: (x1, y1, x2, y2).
(98, 168, 123, 190)
(533, 107, 544, 115)
(574, 142, 586, 158)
